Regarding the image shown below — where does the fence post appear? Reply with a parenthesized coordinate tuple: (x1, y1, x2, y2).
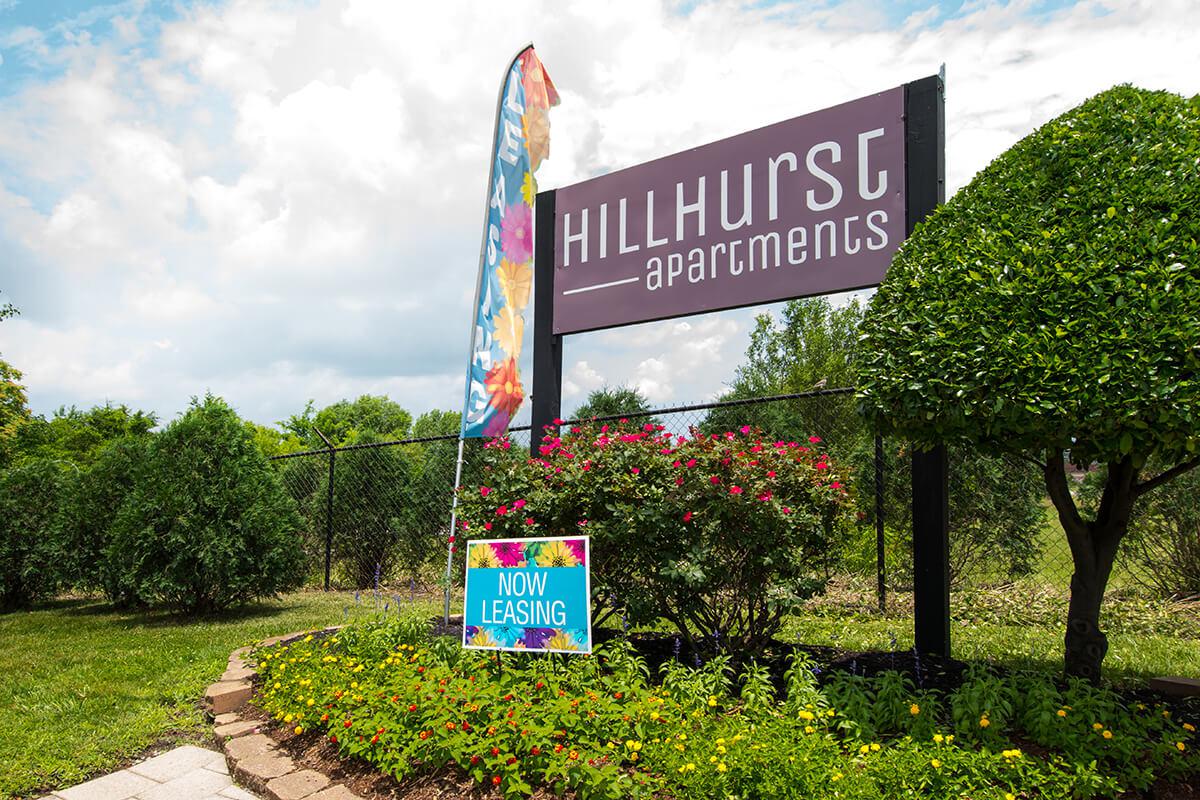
(314, 428, 335, 592)
(875, 434, 886, 613)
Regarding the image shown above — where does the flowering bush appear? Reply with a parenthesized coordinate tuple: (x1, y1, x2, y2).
(454, 422, 855, 651)
(254, 618, 1199, 799)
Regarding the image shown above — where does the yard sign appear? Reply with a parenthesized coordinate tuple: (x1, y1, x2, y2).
(462, 536, 592, 654)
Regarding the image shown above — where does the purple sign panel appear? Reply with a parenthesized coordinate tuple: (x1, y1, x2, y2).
(551, 86, 906, 334)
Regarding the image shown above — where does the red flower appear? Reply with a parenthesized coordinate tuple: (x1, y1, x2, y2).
(492, 776, 502, 786)
(496, 505, 508, 516)
(407, 704, 417, 712)
(507, 756, 517, 765)
(631, 467, 640, 475)
(554, 744, 564, 753)
(831, 481, 842, 489)
(816, 462, 828, 471)
(470, 755, 480, 765)
(484, 522, 492, 531)
(329, 734, 337, 743)
(686, 459, 697, 468)
(709, 475, 720, 485)
(683, 511, 693, 522)
(730, 485, 743, 495)
(536, 681, 545, 689)
(343, 720, 352, 728)
(321, 714, 329, 722)
(531, 745, 541, 755)
(491, 746, 500, 756)
(447, 535, 455, 543)
(391, 695, 399, 702)
(757, 491, 772, 502)
(525, 517, 535, 525)
(419, 730, 431, 740)
(675, 476, 684, 486)
(513, 499, 527, 509)
(767, 470, 776, 478)
(809, 435, 822, 443)
(480, 486, 491, 497)
(371, 735, 379, 744)
(484, 358, 525, 417)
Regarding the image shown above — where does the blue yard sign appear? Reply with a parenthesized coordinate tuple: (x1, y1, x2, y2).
(462, 536, 592, 654)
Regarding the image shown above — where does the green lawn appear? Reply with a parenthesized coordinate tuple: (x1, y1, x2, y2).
(0, 590, 436, 800)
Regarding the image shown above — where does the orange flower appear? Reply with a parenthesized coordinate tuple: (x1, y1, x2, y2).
(484, 358, 525, 417)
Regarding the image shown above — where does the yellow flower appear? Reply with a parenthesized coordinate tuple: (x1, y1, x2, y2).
(870, 743, 880, 752)
(494, 305, 525, 359)
(294, 726, 304, 735)
(545, 630, 580, 651)
(832, 772, 843, 782)
(1177, 741, 1187, 752)
(469, 628, 501, 648)
(536, 539, 581, 568)
(307, 698, 314, 706)
(1002, 749, 1022, 759)
(859, 745, 869, 754)
(799, 710, 815, 721)
(716, 762, 727, 773)
(708, 696, 718, 707)
(931, 759, 942, 768)
(1185, 723, 1196, 732)
(804, 725, 815, 734)
(1102, 730, 1113, 740)
(933, 734, 944, 744)
(946, 735, 954, 743)
(498, 258, 533, 311)
(1092, 722, 1104, 731)
(1057, 709, 1067, 717)
(284, 714, 293, 723)
(468, 542, 501, 569)
(910, 703, 920, 715)
(979, 717, 990, 728)
(1006, 794, 1016, 800)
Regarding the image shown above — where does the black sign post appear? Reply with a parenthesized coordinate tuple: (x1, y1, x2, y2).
(904, 74, 949, 658)
(531, 189, 562, 444)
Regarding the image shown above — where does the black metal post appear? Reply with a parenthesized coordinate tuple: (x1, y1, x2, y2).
(905, 73, 949, 656)
(875, 434, 886, 613)
(314, 427, 336, 592)
(530, 188, 562, 456)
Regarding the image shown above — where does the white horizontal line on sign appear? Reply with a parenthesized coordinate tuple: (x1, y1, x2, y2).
(561, 276, 640, 296)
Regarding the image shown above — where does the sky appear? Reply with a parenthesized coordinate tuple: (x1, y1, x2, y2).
(1, 0, 1198, 430)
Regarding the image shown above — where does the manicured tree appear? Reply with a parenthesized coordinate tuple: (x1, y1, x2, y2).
(858, 86, 1200, 680)
(571, 385, 656, 423)
(0, 458, 66, 610)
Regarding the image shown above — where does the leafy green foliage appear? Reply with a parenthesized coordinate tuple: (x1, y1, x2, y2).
(456, 423, 854, 651)
(58, 435, 151, 600)
(283, 395, 413, 448)
(0, 358, 31, 469)
(859, 86, 1200, 468)
(571, 386, 656, 423)
(14, 403, 157, 466)
(0, 458, 66, 610)
(255, 620, 1199, 799)
(107, 395, 307, 613)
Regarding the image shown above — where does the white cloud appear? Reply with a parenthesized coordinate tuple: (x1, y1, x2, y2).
(1, 0, 1199, 428)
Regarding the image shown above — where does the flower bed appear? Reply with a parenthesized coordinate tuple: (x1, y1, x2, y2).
(253, 618, 1199, 799)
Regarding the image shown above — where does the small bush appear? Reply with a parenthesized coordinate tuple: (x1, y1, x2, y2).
(456, 422, 855, 652)
(108, 395, 307, 613)
(0, 458, 66, 610)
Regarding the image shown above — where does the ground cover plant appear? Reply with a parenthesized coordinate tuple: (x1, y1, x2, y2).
(254, 616, 1199, 799)
(455, 422, 855, 652)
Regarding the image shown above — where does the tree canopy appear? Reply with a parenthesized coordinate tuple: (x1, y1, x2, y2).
(571, 386, 655, 423)
(859, 85, 1200, 470)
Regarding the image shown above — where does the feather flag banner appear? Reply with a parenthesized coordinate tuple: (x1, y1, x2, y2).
(460, 46, 559, 438)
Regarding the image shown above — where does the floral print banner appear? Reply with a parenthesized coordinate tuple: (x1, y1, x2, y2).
(462, 537, 591, 654)
(460, 48, 559, 438)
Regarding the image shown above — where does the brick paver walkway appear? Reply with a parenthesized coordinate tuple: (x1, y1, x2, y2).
(40, 745, 261, 800)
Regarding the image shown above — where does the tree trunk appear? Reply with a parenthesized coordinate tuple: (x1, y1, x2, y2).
(1044, 452, 1136, 683)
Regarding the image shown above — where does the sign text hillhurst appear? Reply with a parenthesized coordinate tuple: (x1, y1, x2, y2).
(551, 87, 905, 334)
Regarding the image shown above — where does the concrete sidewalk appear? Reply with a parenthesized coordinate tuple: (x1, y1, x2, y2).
(40, 745, 259, 800)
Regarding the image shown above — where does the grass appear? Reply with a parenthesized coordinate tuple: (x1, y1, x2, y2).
(0, 590, 437, 800)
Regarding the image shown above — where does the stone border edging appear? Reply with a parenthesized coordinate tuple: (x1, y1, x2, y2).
(206, 628, 361, 800)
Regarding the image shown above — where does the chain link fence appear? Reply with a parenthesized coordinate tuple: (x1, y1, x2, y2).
(270, 389, 1085, 619)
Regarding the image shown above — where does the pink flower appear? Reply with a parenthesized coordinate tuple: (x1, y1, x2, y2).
(484, 522, 493, 531)
(600, 424, 609, 433)
(553, 417, 564, 425)
(816, 462, 828, 471)
(831, 481, 842, 489)
(500, 202, 533, 263)
(686, 459, 697, 468)
(448, 535, 456, 543)
(709, 476, 720, 485)
(683, 511, 693, 522)
(673, 460, 682, 468)
(675, 476, 684, 486)
(526, 517, 535, 526)
(566, 539, 587, 564)
(740, 425, 752, 435)
(782, 507, 791, 515)
(480, 486, 492, 497)
(577, 519, 588, 527)
(513, 499, 527, 509)
(496, 505, 508, 516)
(644, 423, 655, 432)
(757, 491, 772, 502)
(809, 436, 822, 444)
(730, 485, 743, 495)
(767, 470, 776, 478)
(493, 540, 526, 567)
(631, 467, 640, 475)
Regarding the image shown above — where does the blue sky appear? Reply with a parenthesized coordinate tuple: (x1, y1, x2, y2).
(1, 0, 1197, 428)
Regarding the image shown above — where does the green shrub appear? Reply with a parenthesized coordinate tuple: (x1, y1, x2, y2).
(456, 422, 855, 652)
(107, 395, 307, 613)
(0, 458, 67, 610)
(59, 435, 150, 601)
